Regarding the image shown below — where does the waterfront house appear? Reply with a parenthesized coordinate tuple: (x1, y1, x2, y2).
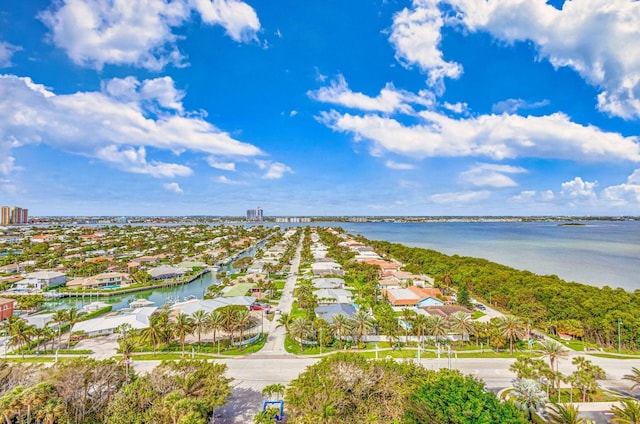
(71, 307, 157, 337)
(147, 265, 189, 281)
(66, 272, 131, 290)
(170, 296, 256, 315)
(16, 270, 66, 290)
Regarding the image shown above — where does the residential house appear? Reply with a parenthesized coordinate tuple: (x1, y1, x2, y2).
(147, 265, 188, 280)
(66, 272, 131, 290)
(315, 303, 357, 323)
(221, 283, 256, 298)
(0, 297, 16, 320)
(313, 288, 353, 304)
(16, 271, 66, 290)
(71, 307, 157, 337)
(359, 259, 402, 276)
(171, 296, 255, 315)
(311, 261, 343, 277)
(383, 286, 449, 308)
(312, 278, 345, 289)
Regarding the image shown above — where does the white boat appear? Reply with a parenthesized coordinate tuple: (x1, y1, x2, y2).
(129, 298, 155, 308)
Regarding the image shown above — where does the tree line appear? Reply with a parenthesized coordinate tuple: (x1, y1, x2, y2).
(369, 240, 640, 350)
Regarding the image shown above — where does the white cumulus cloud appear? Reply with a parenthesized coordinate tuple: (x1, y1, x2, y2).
(429, 190, 491, 204)
(0, 74, 262, 177)
(385, 160, 415, 170)
(206, 157, 236, 171)
(163, 182, 184, 194)
(560, 177, 598, 200)
(460, 163, 526, 187)
(602, 169, 640, 206)
(308, 74, 433, 113)
(320, 109, 640, 162)
(447, 0, 640, 119)
(40, 0, 260, 70)
(0, 42, 20, 68)
(256, 160, 293, 179)
(389, 0, 463, 93)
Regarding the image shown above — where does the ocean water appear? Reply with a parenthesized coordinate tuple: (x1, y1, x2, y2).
(335, 221, 640, 291)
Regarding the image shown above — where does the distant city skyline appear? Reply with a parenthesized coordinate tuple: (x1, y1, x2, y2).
(0, 206, 28, 225)
(0, 1, 639, 216)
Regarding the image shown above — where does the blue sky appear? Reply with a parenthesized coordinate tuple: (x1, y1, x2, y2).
(1, 0, 639, 217)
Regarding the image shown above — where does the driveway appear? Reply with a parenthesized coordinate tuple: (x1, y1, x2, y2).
(74, 333, 120, 359)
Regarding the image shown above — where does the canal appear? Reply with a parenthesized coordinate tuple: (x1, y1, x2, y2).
(44, 242, 263, 312)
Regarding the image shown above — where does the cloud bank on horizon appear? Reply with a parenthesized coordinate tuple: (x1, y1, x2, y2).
(0, 0, 639, 216)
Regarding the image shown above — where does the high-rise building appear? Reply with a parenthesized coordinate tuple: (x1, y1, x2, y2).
(246, 206, 264, 222)
(0, 206, 10, 225)
(0, 206, 28, 225)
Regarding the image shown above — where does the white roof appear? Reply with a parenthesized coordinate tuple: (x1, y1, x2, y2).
(313, 289, 353, 303)
(171, 296, 255, 315)
(72, 307, 157, 334)
(23, 313, 54, 329)
(386, 288, 420, 300)
(148, 265, 188, 278)
(26, 271, 65, 279)
(311, 262, 341, 270)
(312, 278, 345, 289)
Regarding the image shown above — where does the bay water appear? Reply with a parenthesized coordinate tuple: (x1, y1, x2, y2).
(336, 220, 640, 291)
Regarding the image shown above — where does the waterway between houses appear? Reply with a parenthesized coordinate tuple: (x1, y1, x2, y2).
(43, 244, 259, 312)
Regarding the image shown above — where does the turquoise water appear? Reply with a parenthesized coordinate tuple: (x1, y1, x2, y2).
(334, 221, 640, 291)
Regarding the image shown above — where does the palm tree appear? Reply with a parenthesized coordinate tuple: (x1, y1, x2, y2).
(426, 315, 449, 344)
(50, 309, 67, 348)
(4, 316, 35, 359)
(289, 316, 311, 352)
(118, 337, 136, 382)
(498, 315, 527, 355)
(546, 402, 590, 424)
(512, 378, 548, 422)
(276, 312, 293, 332)
(141, 313, 167, 355)
(623, 367, 640, 391)
(262, 383, 285, 400)
(413, 314, 428, 346)
(205, 310, 224, 349)
(234, 308, 253, 349)
(350, 309, 374, 347)
(65, 307, 80, 349)
(219, 306, 243, 345)
(449, 311, 474, 345)
(190, 309, 208, 345)
(610, 399, 640, 424)
(173, 313, 195, 357)
(330, 313, 351, 349)
(541, 339, 569, 371)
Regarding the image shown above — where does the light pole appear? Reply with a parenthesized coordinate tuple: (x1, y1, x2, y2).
(617, 318, 622, 353)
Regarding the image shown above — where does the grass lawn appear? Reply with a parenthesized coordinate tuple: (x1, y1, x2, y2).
(1, 356, 75, 363)
(589, 353, 640, 359)
(471, 311, 486, 319)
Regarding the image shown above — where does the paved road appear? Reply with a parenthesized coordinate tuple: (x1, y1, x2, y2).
(129, 344, 640, 423)
(259, 236, 302, 356)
